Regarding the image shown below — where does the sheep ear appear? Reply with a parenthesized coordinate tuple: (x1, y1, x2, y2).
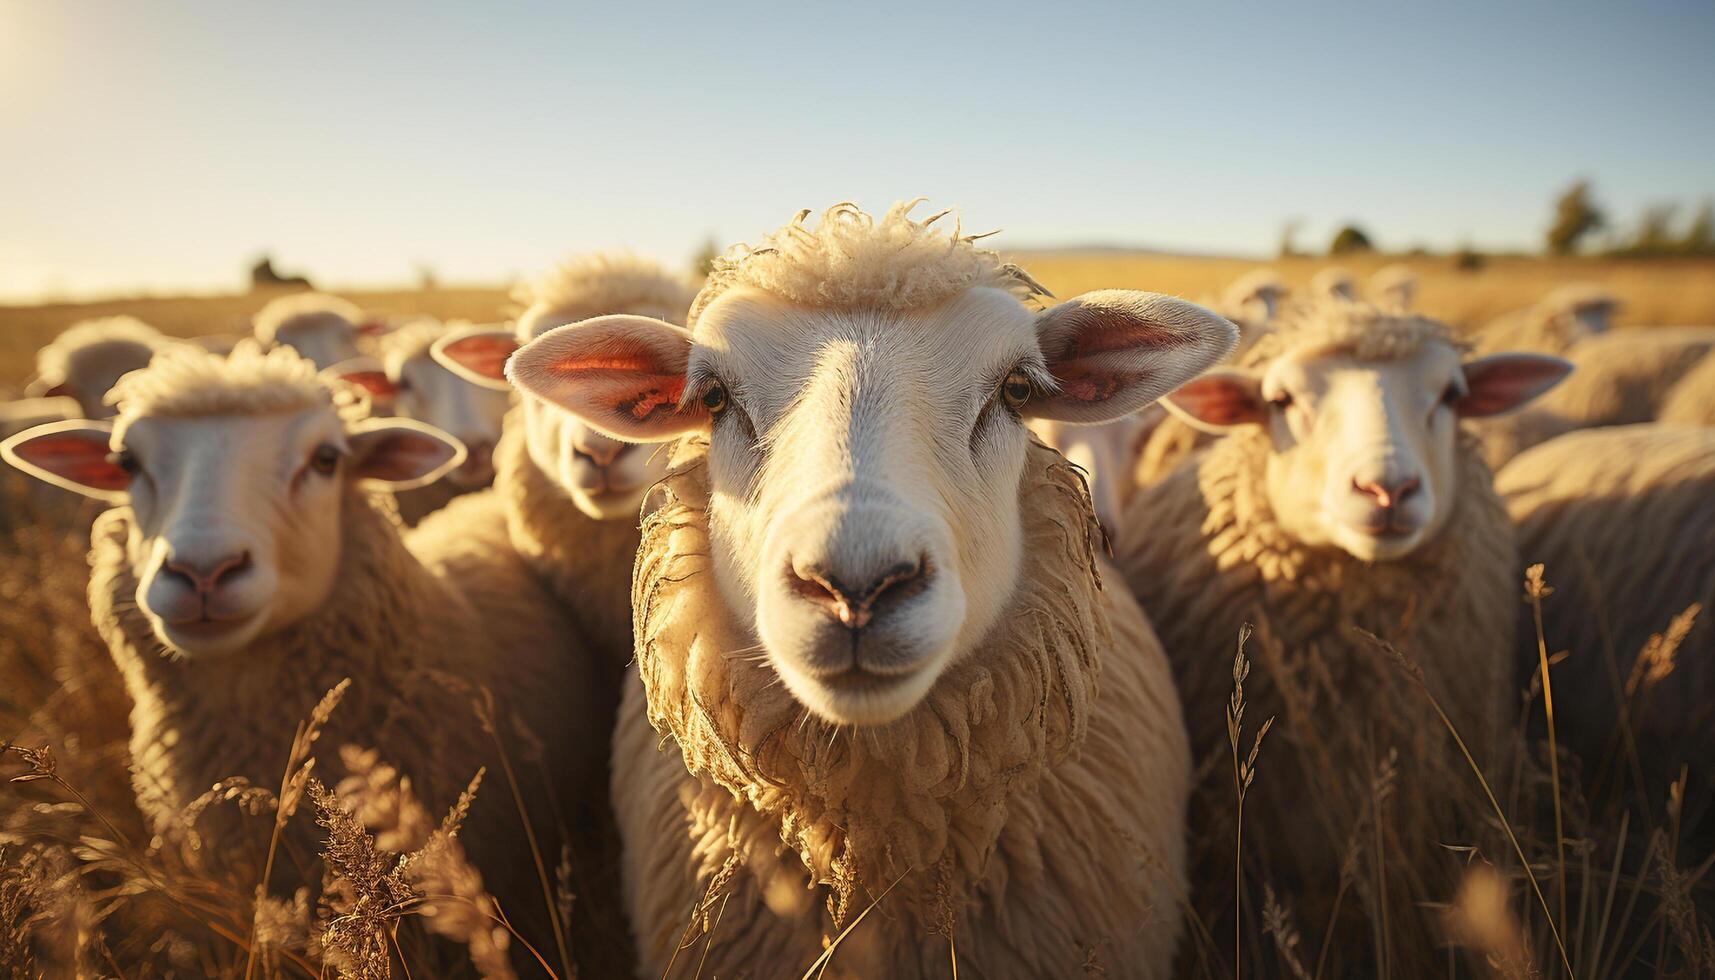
(1457, 353, 1573, 419)
(507, 314, 704, 442)
(1029, 291, 1239, 424)
(1162, 369, 1268, 433)
(346, 417, 466, 491)
(431, 327, 518, 391)
(0, 419, 129, 501)
(322, 357, 398, 408)
(355, 317, 393, 338)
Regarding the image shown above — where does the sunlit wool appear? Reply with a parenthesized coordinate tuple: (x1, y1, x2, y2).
(1498, 424, 1715, 815)
(83, 347, 591, 926)
(620, 438, 1189, 977)
(1118, 304, 1519, 963)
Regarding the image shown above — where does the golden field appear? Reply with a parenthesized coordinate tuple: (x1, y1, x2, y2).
(2, 252, 1713, 978)
(5, 253, 1715, 386)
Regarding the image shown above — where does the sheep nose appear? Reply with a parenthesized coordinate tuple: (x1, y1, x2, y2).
(786, 557, 928, 631)
(163, 551, 253, 594)
(571, 437, 625, 467)
(1352, 475, 1420, 509)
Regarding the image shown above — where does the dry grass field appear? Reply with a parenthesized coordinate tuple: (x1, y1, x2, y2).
(4, 253, 1714, 387)
(2, 255, 1713, 978)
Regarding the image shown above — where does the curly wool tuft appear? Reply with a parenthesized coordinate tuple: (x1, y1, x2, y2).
(1241, 300, 1463, 367)
(106, 341, 354, 419)
(513, 253, 698, 336)
(688, 200, 1049, 328)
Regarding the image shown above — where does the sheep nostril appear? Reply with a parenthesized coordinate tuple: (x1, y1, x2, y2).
(785, 558, 929, 631)
(164, 551, 252, 594)
(1353, 476, 1421, 510)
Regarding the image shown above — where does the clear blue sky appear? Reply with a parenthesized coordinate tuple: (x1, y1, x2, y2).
(3, 0, 1712, 301)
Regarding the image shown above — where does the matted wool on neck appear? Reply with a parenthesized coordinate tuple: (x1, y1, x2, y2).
(1242, 300, 1463, 367)
(689, 200, 1050, 329)
(106, 343, 353, 421)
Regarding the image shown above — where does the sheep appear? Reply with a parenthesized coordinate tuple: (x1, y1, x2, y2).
(427, 251, 699, 668)
(329, 318, 512, 524)
(0, 343, 596, 956)
(1496, 424, 1715, 834)
(1369, 263, 1418, 312)
(27, 317, 165, 419)
(1027, 411, 1163, 535)
(1310, 266, 1357, 301)
(1660, 349, 1715, 426)
(1477, 283, 1619, 355)
(1471, 326, 1715, 469)
(251, 292, 384, 371)
(1219, 267, 1288, 327)
(1121, 301, 1569, 967)
(505, 201, 1236, 977)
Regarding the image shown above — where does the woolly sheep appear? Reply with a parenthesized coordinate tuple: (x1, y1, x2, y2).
(0, 343, 597, 953)
(1472, 326, 1715, 469)
(27, 317, 165, 419)
(1219, 267, 1288, 327)
(427, 252, 699, 666)
(329, 318, 513, 524)
(1310, 266, 1357, 301)
(1477, 283, 1619, 355)
(251, 292, 383, 371)
(506, 201, 1235, 977)
(1496, 424, 1715, 830)
(1125, 302, 1569, 967)
(1660, 349, 1715, 426)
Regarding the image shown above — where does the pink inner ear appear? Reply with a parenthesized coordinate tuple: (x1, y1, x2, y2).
(1067, 309, 1178, 356)
(548, 345, 662, 376)
(1170, 377, 1262, 426)
(338, 371, 397, 400)
(1052, 366, 1126, 404)
(356, 319, 390, 337)
(444, 335, 518, 380)
(16, 435, 128, 491)
(42, 381, 74, 399)
(1458, 358, 1572, 418)
(358, 433, 446, 481)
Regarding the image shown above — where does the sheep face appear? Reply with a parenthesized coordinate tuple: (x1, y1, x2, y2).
(389, 355, 509, 488)
(1168, 344, 1571, 562)
(3, 409, 462, 659)
(270, 319, 364, 373)
(509, 286, 1236, 727)
(29, 340, 158, 420)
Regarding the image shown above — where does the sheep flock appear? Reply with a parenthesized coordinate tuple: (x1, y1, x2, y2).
(1, 202, 1712, 979)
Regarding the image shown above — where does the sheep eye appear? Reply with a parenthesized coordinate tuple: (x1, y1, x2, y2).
(701, 380, 729, 416)
(310, 444, 341, 476)
(1000, 371, 1032, 411)
(108, 449, 139, 474)
(1441, 383, 1462, 406)
(1268, 391, 1294, 410)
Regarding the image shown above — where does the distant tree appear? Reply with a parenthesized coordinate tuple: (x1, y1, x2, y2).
(1328, 224, 1374, 256)
(1454, 245, 1486, 271)
(1546, 180, 1605, 255)
(693, 237, 722, 277)
(1683, 200, 1714, 254)
(1278, 218, 1305, 258)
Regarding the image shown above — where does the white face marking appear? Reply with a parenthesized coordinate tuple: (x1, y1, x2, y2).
(519, 307, 676, 520)
(392, 354, 509, 487)
(1256, 345, 1465, 562)
(691, 286, 1043, 725)
(115, 407, 350, 657)
(274, 323, 362, 372)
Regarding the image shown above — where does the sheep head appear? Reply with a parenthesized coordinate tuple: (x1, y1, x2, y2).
(1167, 303, 1570, 562)
(508, 202, 1237, 728)
(3, 344, 463, 658)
